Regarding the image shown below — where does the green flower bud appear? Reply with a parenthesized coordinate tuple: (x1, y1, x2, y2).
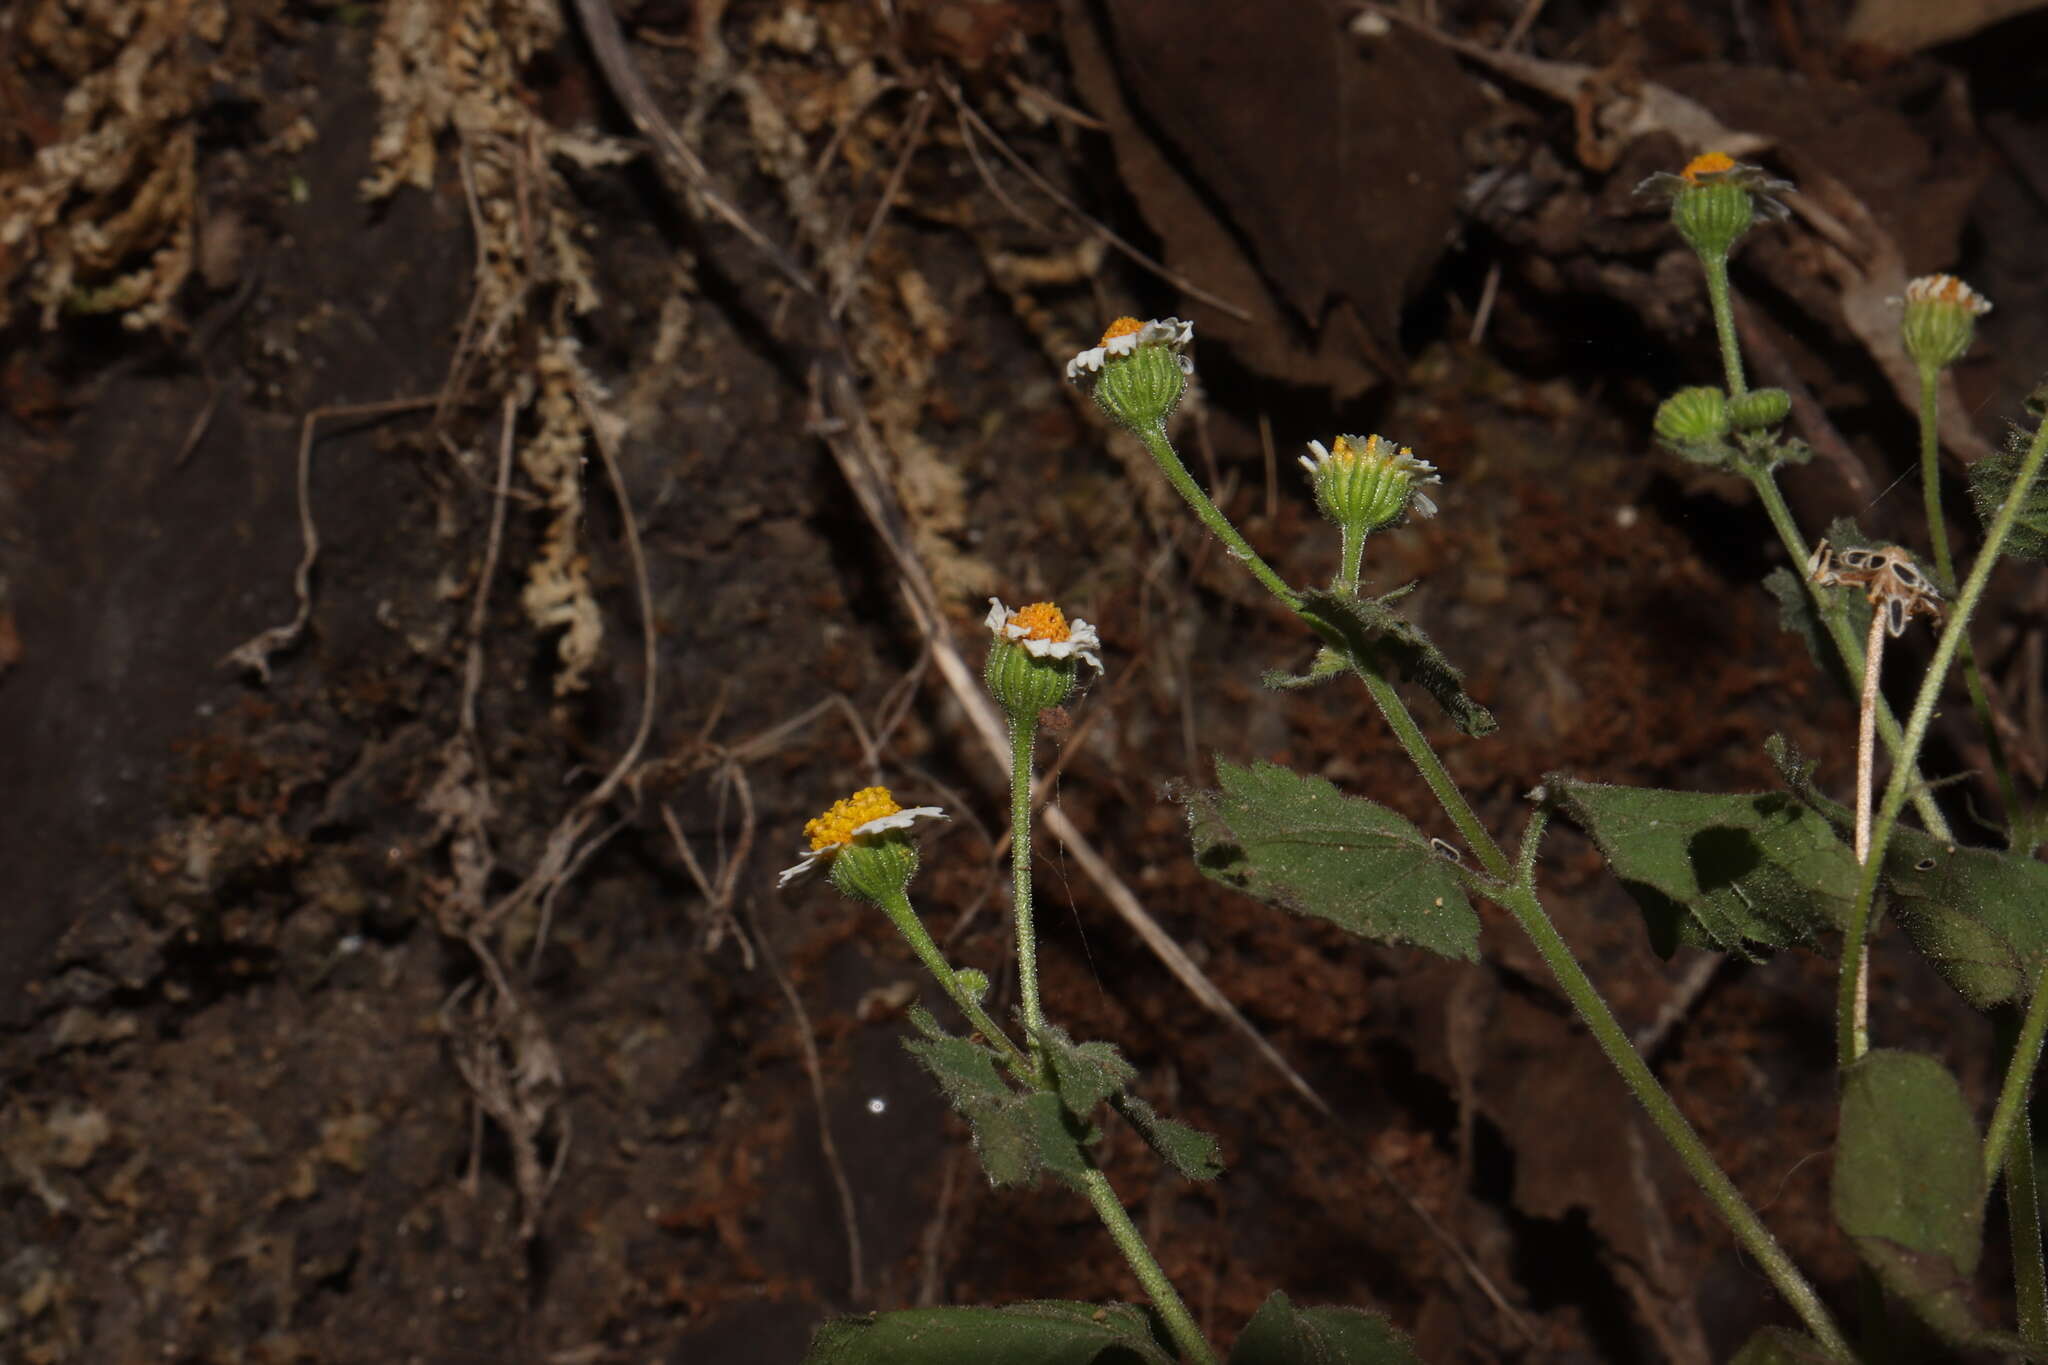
(1900, 274, 1991, 374)
(1674, 180, 1752, 261)
(828, 836, 921, 905)
(1066, 317, 1193, 433)
(1728, 387, 1791, 430)
(953, 968, 989, 1004)
(1298, 434, 1439, 537)
(1654, 386, 1729, 444)
(984, 599, 1103, 720)
(1637, 152, 1792, 263)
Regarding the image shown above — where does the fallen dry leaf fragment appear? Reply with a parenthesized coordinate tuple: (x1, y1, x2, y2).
(1845, 0, 2048, 55)
(1061, 0, 1484, 398)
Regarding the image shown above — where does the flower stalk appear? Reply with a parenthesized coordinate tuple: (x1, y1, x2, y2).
(1837, 413, 2048, 1067)
(1091, 318, 1850, 1353)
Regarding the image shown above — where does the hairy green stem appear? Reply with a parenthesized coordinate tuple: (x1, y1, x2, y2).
(1918, 364, 2024, 841)
(1989, 986, 2048, 1188)
(881, 889, 1212, 1360)
(1498, 877, 1849, 1354)
(1838, 414, 2048, 1066)
(1008, 714, 1047, 1054)
(1080, 1166, 1219, 1364)
(879, 890, 1029, 1074)
(1700, 252, 1749, 398)
(1338, 522, 1366, 594)
(1355, 665, 1510, 880)
(1356, 665, 1849, 1356)
(2011, 1113, 2048, 1348)
(1918, 367, 1956, 589)
(1745, 468, 1955, 843)
(1135, 423, 1299, 607)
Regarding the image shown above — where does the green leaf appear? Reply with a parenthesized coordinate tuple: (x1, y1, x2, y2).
(901, 1007, 1088, 1189)
(1833, 1050, 1988, 1347)
(805, 1301, 1175, 1365)
(1114, 1093, 1224, 1182)
(1761, 568, 1847, 690)
(902, 1007, 1036, 1186)
(1033, 1025, 1224, 1181)
(1020, 1091, 1092, 1189)
(1228, 1291, 1421, 1365)
(1298, 588, 1497, 738)
(1037, 1024, 1138, 1117)
(1769, 733, 2048, 1011)
(1544, 777, 1859, 960)
(1968, 446, 2048, 562)
(1725, 1328, 1836, 1364)
(1185, 760, 1481, 962)
(1263, 646, 1348, 691)
(1884, 830, 2048, 1010)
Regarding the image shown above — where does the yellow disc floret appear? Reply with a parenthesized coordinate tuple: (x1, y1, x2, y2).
(1010, 601, 1072, 643)
(1330, 434, 1405, 464)
(804, 786, 902, 852)
(1098, 316, 1145, 346)
(1682, 151, 1736, 184)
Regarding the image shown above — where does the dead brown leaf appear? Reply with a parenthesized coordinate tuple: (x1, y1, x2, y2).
(1845, 0, 2048, 55)
(1061, 0, 1485, 398)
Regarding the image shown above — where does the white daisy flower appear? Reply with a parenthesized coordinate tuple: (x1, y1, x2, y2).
(984, 598, 1104, 673)
(1065, 316, 1195, 383)
(778, 786, 947, 887)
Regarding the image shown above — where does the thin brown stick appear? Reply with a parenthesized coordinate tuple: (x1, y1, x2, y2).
(463, 396, 519, 743)
(220, 396, 442, 681)
(1467, 258, 1502, 347)
(517, 375, 661, 967)
(957, 105, 1054, 233)
(744, 893, 868, 1302)
(915, 1146, 968, 1306)
(941, 80, 1252, 321)
(830, 89, 934, 319)
(567, 0, 816, 295)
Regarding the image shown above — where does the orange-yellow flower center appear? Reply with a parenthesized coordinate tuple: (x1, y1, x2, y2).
(1098, 317, 1144, 346)
(1330, 434, 1410, 465)
(1011, 601, 1072, 642)
(1682, 152, 1737, 184)
(804, 786, 902, 852)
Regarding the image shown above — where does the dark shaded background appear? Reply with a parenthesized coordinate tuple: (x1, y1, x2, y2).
(3, 0, 2046, 1360)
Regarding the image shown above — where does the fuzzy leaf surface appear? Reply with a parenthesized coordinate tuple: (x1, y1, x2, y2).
(1228, 1291, 1421, 1365)
(1298, 588, 1496, 737)
(1769, 733, 2048, 1010)
(902, 1007, 1083, 1189)
(1032, 1026, 1224, 1181)
(1833, 1050, 1987, 1346)
(805, 1302, 1174, 1364)
(1968, 447, 2048, 561)
(1037, 1024, 1138, 1117)
(1545, 778, 1858, 959)
(1114, 1093, 1224, 1182)
(1186, 760, 1480, 961)
(1884, 827, 2048, 1010)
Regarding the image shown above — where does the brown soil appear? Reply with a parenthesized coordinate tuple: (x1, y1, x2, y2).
(2, 2, 2045, 1362)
